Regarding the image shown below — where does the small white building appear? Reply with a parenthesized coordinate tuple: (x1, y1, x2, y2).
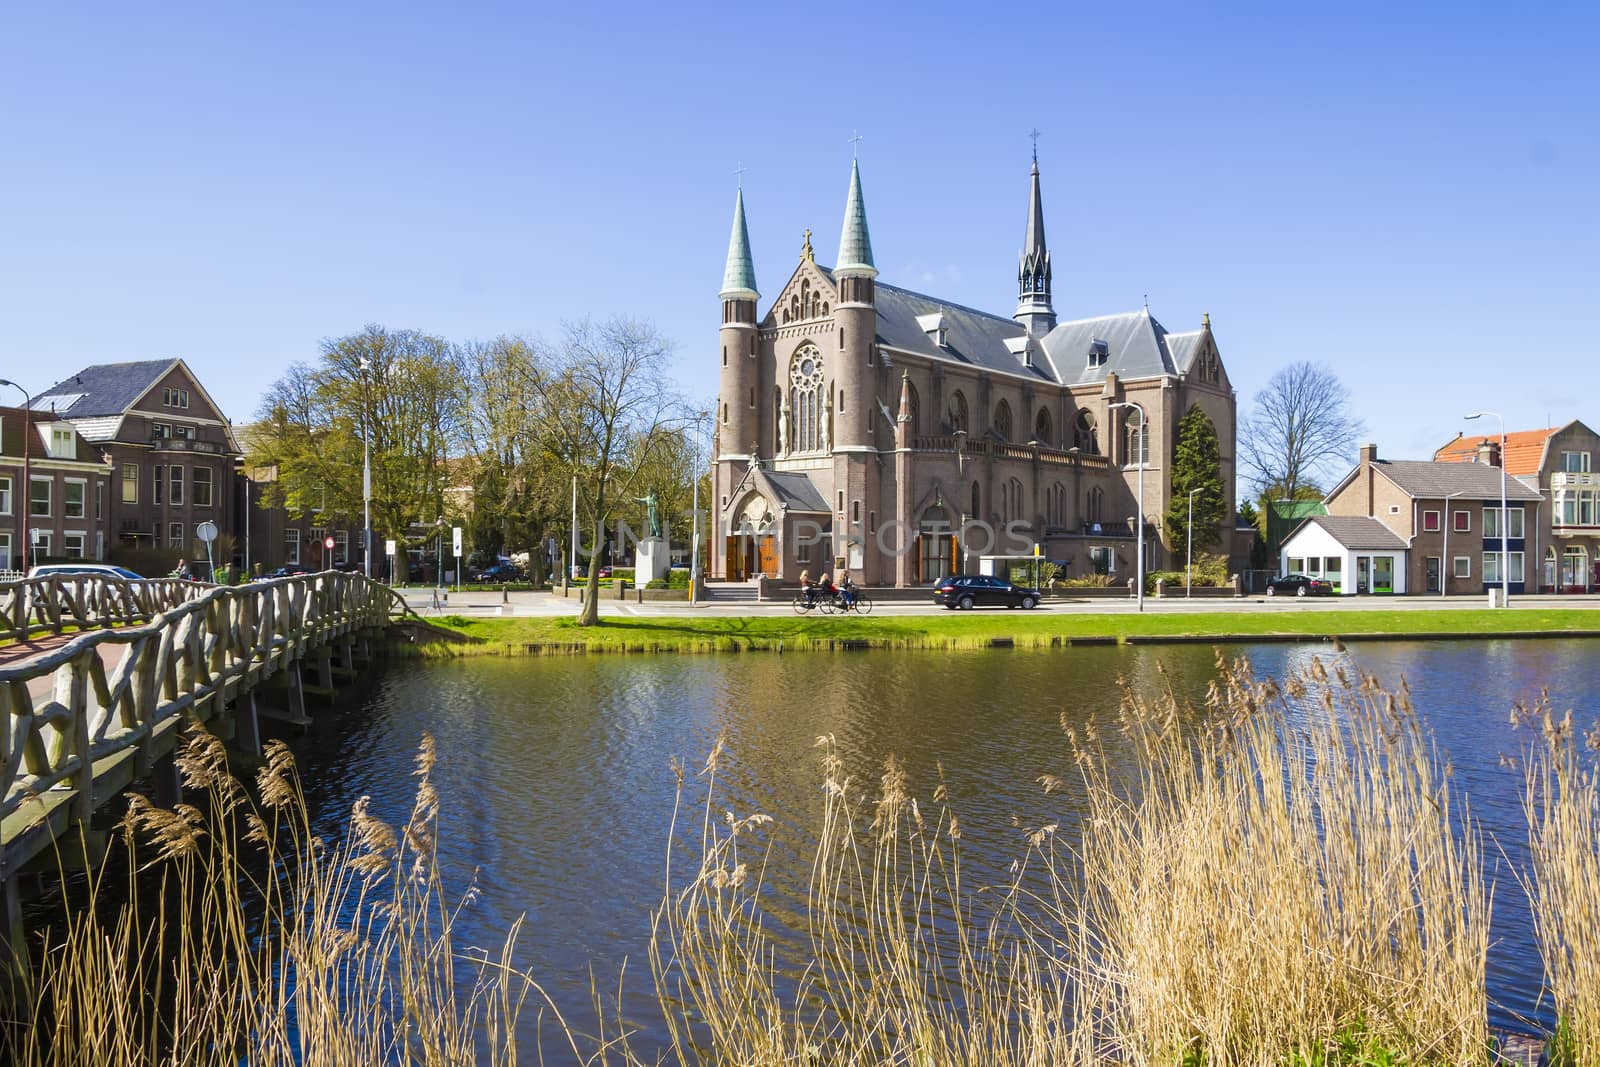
(1279, 515, 1410, 595)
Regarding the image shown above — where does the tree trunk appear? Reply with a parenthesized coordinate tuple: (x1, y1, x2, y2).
(578, 517, 603, 626)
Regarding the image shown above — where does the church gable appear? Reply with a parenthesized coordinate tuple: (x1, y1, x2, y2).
(763, 247, 838, 327)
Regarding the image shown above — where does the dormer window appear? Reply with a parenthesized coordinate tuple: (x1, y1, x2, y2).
(1088, 339, 1109, 368)
(916, 312, 949, 348)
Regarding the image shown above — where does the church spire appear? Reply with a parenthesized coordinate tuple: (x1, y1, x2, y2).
(1015, 150, 1055, 338)
(835, 159, 877, 278)
(720, 187, 759, 300)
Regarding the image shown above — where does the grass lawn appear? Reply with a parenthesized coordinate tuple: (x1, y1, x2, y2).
(408, 608, 1600, 656)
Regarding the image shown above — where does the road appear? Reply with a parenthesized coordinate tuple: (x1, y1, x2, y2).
(394, 587, 1600, 620)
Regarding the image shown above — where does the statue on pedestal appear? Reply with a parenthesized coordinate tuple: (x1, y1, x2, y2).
(634, 490, 663, 539)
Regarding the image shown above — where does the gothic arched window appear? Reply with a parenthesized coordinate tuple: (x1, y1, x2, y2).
(949, 390, 969, 434)
(970, 481, 981, 521)
(902, 378, 920, 437)
(1034, 407, 1052, 446)
(994, 400, 1013, 442)
(1122, 411, 1148, 466)
(1086, 486, 1104, 525)
(1074, 411, 1098, 454)
(789, 345, 826, 453)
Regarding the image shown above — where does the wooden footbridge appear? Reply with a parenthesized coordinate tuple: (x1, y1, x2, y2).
(0, 571, 411, 951)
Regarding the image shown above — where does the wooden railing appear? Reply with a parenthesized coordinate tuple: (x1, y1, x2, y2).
(0, 575, 202, 643)
(0, 573, 402, 875)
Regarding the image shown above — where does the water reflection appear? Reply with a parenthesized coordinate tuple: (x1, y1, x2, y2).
(281, 640, 1599, 1054)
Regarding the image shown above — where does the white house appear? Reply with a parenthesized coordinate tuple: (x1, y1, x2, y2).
(1278, 515, 1410, 595)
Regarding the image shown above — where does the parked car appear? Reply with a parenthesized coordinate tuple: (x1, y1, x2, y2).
(471, 562, 525, 583)
(27, 563, 144, 581)
(1265, 573, 1334, 597)
(258, 563, 316, 581)
(931, 574, 1042, 610)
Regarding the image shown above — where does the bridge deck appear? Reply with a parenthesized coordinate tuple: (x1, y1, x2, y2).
(0, 572, 406, 953)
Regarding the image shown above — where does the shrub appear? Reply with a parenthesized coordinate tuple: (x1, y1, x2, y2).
(645, 579, 668, 590)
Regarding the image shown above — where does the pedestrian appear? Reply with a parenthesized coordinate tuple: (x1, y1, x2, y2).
(171, 558, 193, 581)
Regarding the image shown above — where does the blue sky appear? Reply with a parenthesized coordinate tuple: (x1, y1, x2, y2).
(2, 2, 1595, 469)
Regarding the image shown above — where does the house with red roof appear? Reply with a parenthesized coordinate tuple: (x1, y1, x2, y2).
(1433, 420, 1600, 593)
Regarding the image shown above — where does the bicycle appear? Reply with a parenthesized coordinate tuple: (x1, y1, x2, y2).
(793, 590, 825, 615)
(833, 590, 873, 615)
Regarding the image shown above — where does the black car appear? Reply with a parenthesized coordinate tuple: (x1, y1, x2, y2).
(258, 563, 316, 580)
(471, 562, 525, 583)
(1264, 573, 1334, 597)
(932, 575, 1042, 610)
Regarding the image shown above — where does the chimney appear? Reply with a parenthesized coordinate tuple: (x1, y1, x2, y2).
(1476, 440, 1501, 467)
(1359, 443, 1378, 465)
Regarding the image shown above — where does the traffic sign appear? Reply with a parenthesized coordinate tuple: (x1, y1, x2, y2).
(196, 521, 218, 543)
(324, 536, 335, 550)
(452, 526, 463, 556)
(385, 539, 397, 556)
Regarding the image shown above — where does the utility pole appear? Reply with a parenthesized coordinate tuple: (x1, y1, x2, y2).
(0, 379, 34, 573)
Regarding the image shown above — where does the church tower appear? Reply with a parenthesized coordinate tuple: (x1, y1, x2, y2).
(832, 159, 877, 450)
(718, 186, 759, 461)
(1015, 152, 1055, 338)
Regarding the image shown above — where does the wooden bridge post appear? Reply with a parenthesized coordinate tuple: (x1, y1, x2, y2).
(235, 691, 262, 758)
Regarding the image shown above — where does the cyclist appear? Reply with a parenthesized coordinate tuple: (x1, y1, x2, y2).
(837, 571, 857, 610)
(799, 569, 815, 605)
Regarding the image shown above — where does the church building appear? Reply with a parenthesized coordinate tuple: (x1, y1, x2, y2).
(711, 155, 1238, 587)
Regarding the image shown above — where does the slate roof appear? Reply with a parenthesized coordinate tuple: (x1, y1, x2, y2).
(1042, 310, 1178, 385)
(1165, 330, 1203, 374)
(1374, 459, 1542, 501)
(32, 360, 177, 418)
(1292, 515, 1409, 551)
(754, 468, 830, 514)
(872, 283, 1042, 379)
(1433, 427, 1560, 477)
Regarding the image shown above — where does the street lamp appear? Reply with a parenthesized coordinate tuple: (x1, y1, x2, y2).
(1108, 400, 1147, 613)
(1186, 486, 1203, 597)
(690, 410, 709, 606)
(0, 379, 34, 573)
(358, 358, 373, 580)
(1465, 411, 1509, 607)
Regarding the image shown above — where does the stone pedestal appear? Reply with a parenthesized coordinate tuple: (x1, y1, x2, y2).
(636, 537, 671, 583)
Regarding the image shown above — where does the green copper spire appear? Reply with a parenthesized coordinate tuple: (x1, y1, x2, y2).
(835, 159, 876, 277)
(719, 187, 759, 300)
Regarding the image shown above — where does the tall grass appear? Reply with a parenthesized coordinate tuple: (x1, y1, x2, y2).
(3, 656, 1541, 1064)
(1066, 656, 1489, 1065)
(1520, 696, 1600, 1065)
(2, 729, 539, 1066)
(648, 656, 1492, 1065)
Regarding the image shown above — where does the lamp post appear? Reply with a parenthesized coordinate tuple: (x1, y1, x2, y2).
(358, 358, 373, 579)
(1186, 486, 1203, 597)
(1108, 400, 1147, 612)
(0, 379, 34, 573)
(690, 410, 709, 606)
(1466, 411, 1508, 607)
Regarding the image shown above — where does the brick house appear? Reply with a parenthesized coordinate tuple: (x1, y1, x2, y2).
(1434, 421, 1600, 593)
(30, 360, 241, 576)
(0, 407, 112, 574)
(1288, 443, 1542, 595)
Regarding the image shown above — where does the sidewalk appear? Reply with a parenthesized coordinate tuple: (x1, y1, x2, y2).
(395, 587, 1600, 620)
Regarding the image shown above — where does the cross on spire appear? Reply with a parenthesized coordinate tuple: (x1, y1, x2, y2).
(848, 130, 863, 158)
(1029, 128, 1041, 162)
(734, 161, 746, 188)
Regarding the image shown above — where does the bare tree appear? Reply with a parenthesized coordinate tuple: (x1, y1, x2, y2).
(1240, 362, 1364, 503)
(537, 318, 683, 626)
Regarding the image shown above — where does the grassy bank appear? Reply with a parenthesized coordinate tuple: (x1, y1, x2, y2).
(407, 608, 1600, 656)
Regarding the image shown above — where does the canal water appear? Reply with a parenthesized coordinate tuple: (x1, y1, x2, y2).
(292, 640, 1600, 1055)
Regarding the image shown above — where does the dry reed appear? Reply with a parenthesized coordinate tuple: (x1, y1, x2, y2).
(1519, 695, 1600, 1065)
(2, 727, 539, 1067)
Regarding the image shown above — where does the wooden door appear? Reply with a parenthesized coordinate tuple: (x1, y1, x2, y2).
(757, 535, 779, 578)
(724, 536, 744, 580)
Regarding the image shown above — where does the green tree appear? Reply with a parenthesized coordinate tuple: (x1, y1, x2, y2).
(535, 317, 684, 626)
(1165, 404, 1227, 553)
(247, 325, 466, 565)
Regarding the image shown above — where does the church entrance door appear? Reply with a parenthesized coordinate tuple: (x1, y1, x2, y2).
(725, 535, 751, 581)
(757, 535, 779, 578)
